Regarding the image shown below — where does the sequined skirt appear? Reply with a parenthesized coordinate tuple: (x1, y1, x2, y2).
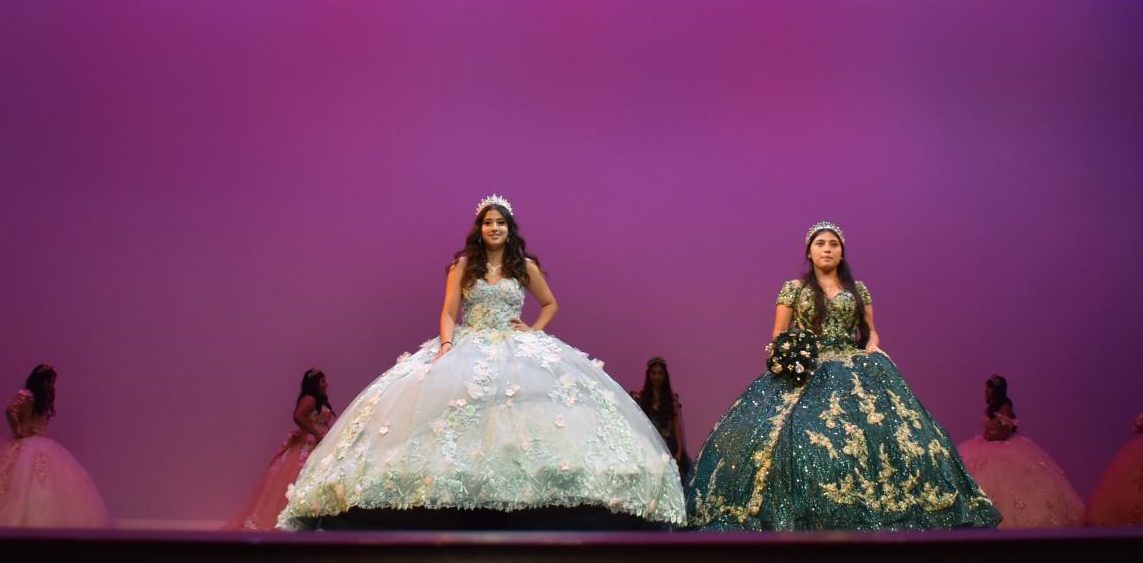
(687, 351, 1001, 531)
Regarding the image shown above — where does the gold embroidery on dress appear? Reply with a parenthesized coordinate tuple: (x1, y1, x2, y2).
(818, 350, 858, 367)
(806, 431, 838, 459)
(840, 422, 870, 469)
(919, 482, 958, 511)
(743, 389, 804, 519)
(895, 424, 926, 461)
(819, 392, 845, 429)
(690, 459, 727, 524)
(692, 387, 806, 525)
(816, 378, 964, 514)
(877, 444, 896, 482)
(927, 439, 951, 464)
(820, 475, 859, 505)
(819, 413, 961, 513)
(887, 389, 923, 429)
(820, 438, 959, 513)
(968, 495, 996, 509)
(850, 373, 885, 425)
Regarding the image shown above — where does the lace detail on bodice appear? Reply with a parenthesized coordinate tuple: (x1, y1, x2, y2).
(462, 278, 525, 330)
(6, 390, 49, 439)
(777, 280, 871, 352)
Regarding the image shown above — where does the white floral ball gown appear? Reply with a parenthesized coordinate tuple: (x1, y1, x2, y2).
(278, 278, 685, 529)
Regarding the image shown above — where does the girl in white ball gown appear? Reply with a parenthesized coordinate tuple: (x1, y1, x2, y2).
(278, 195, 685, 530)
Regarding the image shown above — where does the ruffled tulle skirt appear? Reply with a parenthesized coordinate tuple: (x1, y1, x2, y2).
(0, 437, 110, 528)
(224, 433, 316, 531)
(957, 435, 1084, 528)
(278, 328, 685, 529)
(687, 350, 1001, 531)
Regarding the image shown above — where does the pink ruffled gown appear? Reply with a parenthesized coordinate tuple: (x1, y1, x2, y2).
(1085, 416, 1143, 527)
(224, 406, 335, 530)
(0, 390, 111, 528)
(957, 414, 1084, 528)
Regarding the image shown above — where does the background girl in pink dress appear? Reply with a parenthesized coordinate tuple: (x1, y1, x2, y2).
(225, 368, 336, 530)
(957, 375, 1084, 528)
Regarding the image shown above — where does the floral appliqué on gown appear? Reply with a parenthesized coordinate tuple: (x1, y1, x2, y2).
(278, 278, 685, 529)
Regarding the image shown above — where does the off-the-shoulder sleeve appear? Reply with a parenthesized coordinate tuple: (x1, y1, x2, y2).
(855, 281, 872, 305)
(776, 280, 802, 306)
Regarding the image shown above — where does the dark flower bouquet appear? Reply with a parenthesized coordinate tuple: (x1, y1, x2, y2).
(766, 328, 820, 386)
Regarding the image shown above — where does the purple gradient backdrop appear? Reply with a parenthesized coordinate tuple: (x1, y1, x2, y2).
(2, 1, 1141, 524)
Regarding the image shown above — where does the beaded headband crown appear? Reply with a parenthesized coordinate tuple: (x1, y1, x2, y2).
(805, 221, 845, 245)
(476, 194, 513, 216)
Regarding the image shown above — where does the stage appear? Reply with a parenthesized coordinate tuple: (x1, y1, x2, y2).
(3, 526, 1141, 563)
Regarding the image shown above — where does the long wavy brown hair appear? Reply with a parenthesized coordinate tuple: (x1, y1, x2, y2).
(449, 203, 542, 289)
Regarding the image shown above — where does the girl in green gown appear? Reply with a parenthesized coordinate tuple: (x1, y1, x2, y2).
(686, 222, 1000, 531)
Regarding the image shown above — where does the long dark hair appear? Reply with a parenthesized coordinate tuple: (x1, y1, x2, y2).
(638, 357, 675, 421)
(297, 368, 334, 416)
(985, 374, 1014, 419)
(24, 363, 57, 419)
(800, 228, 869, 347)
(449, 204, 542, 290)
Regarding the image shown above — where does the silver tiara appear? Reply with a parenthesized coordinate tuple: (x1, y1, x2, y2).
(476, 194, 513, 216)
(805, 221, 845, 245)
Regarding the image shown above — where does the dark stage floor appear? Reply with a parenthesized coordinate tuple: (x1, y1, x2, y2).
(2, 526, 1141, 563)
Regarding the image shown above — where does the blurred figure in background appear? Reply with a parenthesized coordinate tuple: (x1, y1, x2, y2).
(225, 368, 336, 531)
(957, 374, 1084, 528)
(1, 364, 110, 528)
(631, 357, 691, 486)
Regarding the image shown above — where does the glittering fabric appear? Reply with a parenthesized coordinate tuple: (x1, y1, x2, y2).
(278, 278, 685, 529)
(686, 280, 1000, 530)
